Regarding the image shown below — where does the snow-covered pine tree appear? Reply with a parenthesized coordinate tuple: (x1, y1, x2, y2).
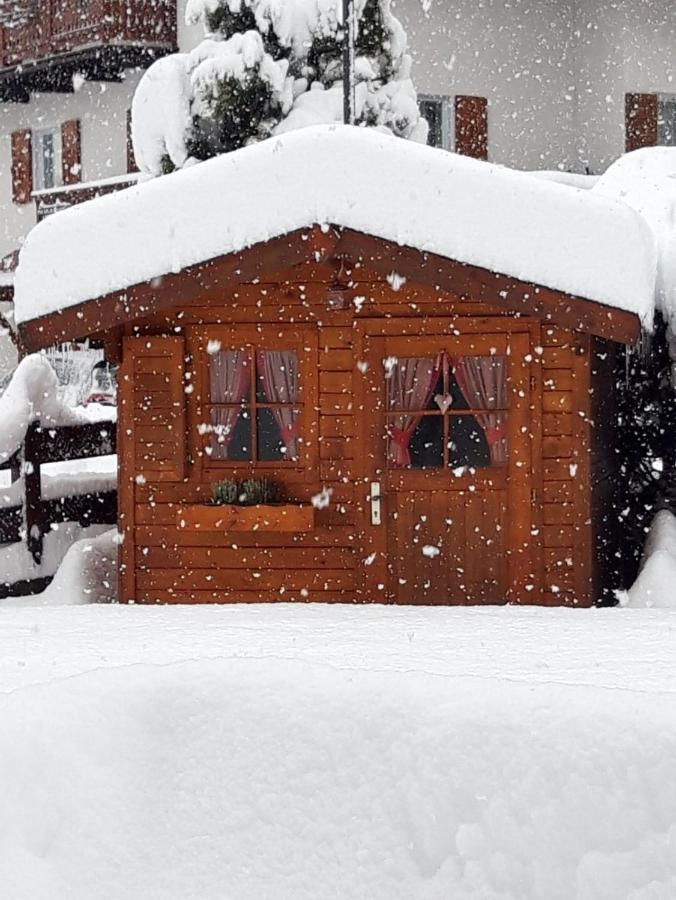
(131, 0, 427, 176)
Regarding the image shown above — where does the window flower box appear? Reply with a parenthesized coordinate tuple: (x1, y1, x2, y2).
(176, 503, 315, 533)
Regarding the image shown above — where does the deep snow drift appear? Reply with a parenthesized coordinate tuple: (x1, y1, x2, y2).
(14, 126, 656, 325)
(0, 604, 675, 899)
(621, 509, 676, 609)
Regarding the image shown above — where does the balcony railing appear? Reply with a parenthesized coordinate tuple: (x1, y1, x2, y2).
(0, 0, 176, 96)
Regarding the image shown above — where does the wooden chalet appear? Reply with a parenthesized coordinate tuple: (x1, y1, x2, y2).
(15, 129, 649, 607)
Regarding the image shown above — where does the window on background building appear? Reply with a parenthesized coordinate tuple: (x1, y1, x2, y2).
(625, 93, 676, 151)
(32, 127, 61, 191)
(418, 95, 452, 150)
(658, 95, 676, 146)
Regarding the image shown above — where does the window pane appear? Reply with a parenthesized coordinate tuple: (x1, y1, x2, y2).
(210, 349, 251, 404)
(42, 133, 55, 190)
(208, 406, 252, 461)
(386, 356, 440, 410)
(449, 411, 507, 467)
(387, 415, 443, 469)
(386, 359, 442, 468)
(419, 99, 443, 148)
(658, 99, 676, 146)
(256, 350, 298, 404)
(257, 408, 300, 461)
(452, 356, 506, 410)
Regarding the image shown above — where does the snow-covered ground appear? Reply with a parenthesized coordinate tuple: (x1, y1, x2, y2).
(1, 604, 675, 899)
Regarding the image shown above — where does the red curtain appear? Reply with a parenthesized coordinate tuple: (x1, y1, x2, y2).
(256, 350, 299, 460)
(453, 356, 507, 464)
(386, 355, 442, 467)
(209, 350, 251, 458)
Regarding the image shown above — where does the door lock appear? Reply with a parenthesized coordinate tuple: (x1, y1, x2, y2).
(370, 481, 382, 526)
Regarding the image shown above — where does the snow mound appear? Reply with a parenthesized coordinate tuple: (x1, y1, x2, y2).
(15, 126, 656, 327)
(0, 354, 86, 463)
(0, 605, 675, 898)
(594, 148, 676, 329)
(33, 528, 119, 606)
(621, 509, 676, 608)
(0, 523, 112, 596)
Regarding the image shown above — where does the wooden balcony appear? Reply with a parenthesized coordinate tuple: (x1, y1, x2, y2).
(0, 0, 176, 101)
(33, 173, 141, 221)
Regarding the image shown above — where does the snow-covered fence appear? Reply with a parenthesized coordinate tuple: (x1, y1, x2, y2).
(0, 420, 116, 572)
(24, 421, 116, 562)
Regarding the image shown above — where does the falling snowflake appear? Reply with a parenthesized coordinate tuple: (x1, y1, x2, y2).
(383, 356, 398, 378)
(311, 486, 333, 509)
(422, 545, 440, 558)
(387, 272, 407, 291)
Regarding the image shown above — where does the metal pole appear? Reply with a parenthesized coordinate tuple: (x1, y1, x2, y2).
(342, 0, 355, 125)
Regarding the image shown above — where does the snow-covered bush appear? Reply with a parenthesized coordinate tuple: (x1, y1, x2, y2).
(132, 0, 427, 175)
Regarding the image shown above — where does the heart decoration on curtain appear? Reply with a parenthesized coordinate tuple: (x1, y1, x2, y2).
(434, 393, 453, 414)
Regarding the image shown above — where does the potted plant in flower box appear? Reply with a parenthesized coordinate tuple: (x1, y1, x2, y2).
(176, 478, 315, 532)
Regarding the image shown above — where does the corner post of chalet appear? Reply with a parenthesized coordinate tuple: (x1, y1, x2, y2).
(23, 423, 45, 563)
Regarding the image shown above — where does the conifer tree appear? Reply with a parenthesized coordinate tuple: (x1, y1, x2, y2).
(132, 0, 427, 176)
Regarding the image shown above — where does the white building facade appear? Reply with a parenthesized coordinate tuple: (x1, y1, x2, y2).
(1, 0, 676, 260)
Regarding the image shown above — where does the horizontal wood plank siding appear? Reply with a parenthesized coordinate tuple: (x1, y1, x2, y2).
(539, 326, 591, 606)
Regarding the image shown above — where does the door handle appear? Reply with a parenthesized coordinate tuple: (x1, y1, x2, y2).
(370, 481, 381, 526)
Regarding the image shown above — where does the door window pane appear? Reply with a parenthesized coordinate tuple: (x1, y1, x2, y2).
(453, 356, 507, 464)
(410, 417, 444, 468)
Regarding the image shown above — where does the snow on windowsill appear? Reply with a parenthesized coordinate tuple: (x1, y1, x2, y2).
(30, 171, 144, 198)
(14, 125, 656, 327)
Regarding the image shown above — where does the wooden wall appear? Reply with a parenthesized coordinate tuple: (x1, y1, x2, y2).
(117, 261, 607, 606)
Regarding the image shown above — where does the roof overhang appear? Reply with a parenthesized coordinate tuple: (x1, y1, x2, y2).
(17, 224, 641, 353)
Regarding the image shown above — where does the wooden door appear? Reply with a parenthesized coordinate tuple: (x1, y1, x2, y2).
(356, 325, 534, 605)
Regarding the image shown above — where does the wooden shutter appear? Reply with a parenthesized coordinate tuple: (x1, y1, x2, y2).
(455, 95, 488, 159)
(61, 119, 81, 185)
(126, 108, 137, 173)
(625, 93, 658, 151)
(125, 335, 186, 482)
(11, 129, 32, 204)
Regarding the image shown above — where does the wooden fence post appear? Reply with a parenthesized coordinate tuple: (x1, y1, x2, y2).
(24, 423, 45, 564)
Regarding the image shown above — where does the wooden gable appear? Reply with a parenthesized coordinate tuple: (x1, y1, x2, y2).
(18, 226, 641, 354)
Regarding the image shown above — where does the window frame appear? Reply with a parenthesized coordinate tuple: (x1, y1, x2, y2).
(191, 323, 318, 481)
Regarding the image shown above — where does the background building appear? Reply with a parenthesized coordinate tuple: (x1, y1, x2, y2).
(1, 0, 676, 261)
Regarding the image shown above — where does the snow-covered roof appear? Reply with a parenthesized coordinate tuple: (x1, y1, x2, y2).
(14, 125, 657, 327)
(592, 148, 676, 330)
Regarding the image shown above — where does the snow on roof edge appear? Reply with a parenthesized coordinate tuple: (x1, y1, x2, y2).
(14, 125, 656, 328)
